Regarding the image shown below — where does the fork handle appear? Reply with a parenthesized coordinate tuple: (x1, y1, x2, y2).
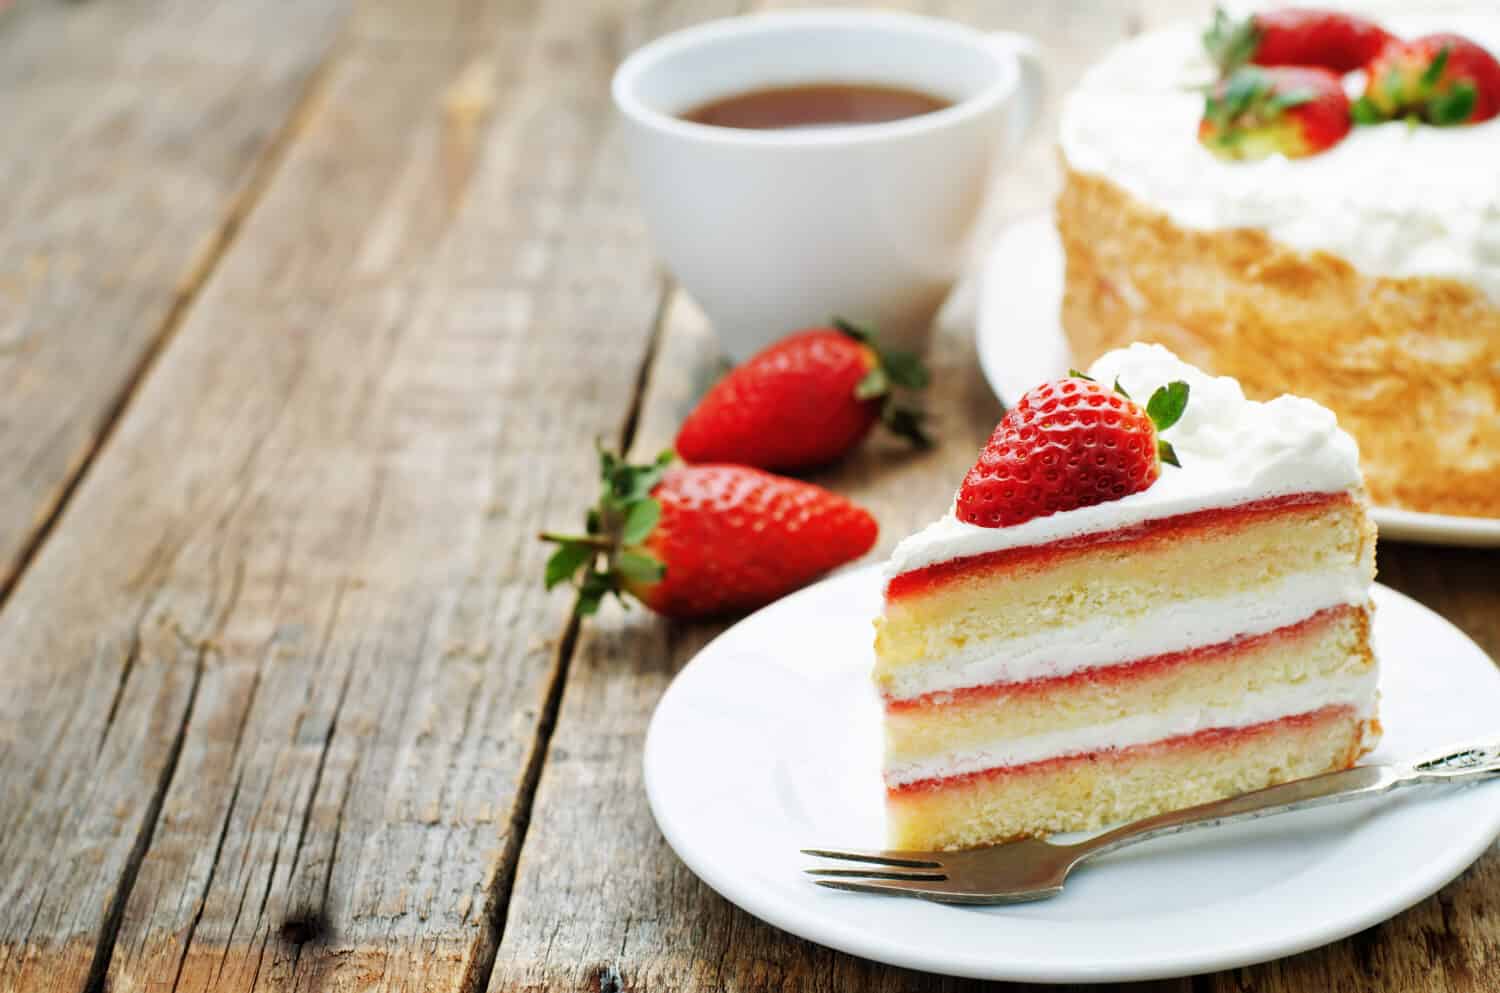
(1072, 739, 1500, 863)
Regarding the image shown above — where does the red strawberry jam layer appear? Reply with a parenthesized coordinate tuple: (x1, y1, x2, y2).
(888, 704, 1356, 796)
(885, 491, 1349, 601)
(885, 604, 1356, 713)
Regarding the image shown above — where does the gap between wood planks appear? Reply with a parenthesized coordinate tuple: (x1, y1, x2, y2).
(467, 276, 677, 993)
(12, 39, 349, 993)
(0, 41, 342, 613)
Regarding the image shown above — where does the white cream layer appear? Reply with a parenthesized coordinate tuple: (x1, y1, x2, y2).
(1059, 6, 1500, 301)
(882, 567, 1370, 701)
(884, 344, 1364, 579)
(884, 669, 1377, 787)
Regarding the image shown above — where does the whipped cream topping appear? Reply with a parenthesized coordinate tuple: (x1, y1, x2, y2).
(1059, 5, 1500, 301)
(884, 343, 1363, 578)
(885, 669, 1378, 786)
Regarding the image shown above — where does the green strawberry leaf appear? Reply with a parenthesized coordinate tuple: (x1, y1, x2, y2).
(540, 448, 677, 619)
(1421, 45, 1452, 88)
(1223, 67, 1268, 116)
(603, 449, 673, 504)
(577, 568, 616, 614)
(855, 366, 890, 400)
(1429, 83, 1476, 125)
(1202, 7, 1260, 78)
(1383, 68, 1405, 107)
(1146, 381, 1190, 433)
(1267, 89, 1315, 113)
(614, 550, 666, 584)
(1112, 377, 1131, 400)
(544, 542, 594, 589)
(620, 498, 660, 545)
(1158, 439, 1182, 468)
(883, 350, 930, 390)
(882, 405, 934, 449)
(834, 316, 936, 448)
(1067, 368, 1095, 381)
(1350, 96, 1385, 125)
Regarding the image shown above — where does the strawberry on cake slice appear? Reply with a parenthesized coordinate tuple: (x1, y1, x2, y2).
(873, 344, 1379, 850)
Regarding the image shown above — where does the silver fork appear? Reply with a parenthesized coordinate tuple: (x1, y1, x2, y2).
(804, 740, 1500, 904)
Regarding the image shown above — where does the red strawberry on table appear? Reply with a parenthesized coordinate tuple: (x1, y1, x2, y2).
(1204, 6, 1393, 76)
(955, 373, 1189, 529)
(541, 449, 877, 618)
(1198, 65, 1352, 160)
(675, 318, 931, 474)
(1353, 34, 1500, 126)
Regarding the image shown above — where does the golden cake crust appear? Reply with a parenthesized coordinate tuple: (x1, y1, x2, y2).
(1057, 165, 1500, 518)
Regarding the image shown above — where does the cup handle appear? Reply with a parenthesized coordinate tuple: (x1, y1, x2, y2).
(987, 31, 1045, 153)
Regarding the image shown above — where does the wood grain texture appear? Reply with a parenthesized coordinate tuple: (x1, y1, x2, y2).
(0, 0, 687, 989)
(4, 0, 1498, 991)
(487, 5, 1195, 991)
(0, 0, 347, 599)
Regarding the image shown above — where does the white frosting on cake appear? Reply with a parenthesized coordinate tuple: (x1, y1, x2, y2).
(1058, 6, 1500, 301)
(884, 343, 1363, 579)
(884, 669, 1377, 786)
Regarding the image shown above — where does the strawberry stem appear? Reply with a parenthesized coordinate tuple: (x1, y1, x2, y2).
(834, 317, 935, 449)
(1202, 6, 1261, 79)
(539, 446, 673, 615)
(537, 532, 612, 548)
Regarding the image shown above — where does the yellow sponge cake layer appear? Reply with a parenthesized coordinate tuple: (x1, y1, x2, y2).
(888, 705, 1369, 850)
(874, 491, 1372, 686)
(885, 604, 1371, 767)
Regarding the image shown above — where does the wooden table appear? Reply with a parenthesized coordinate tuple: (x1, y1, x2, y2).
(2, 0, 1496, 990)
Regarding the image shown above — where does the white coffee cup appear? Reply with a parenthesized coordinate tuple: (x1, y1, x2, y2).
(613, 9, 1043, 360)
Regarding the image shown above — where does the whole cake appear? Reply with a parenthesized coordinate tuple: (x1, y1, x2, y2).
(1057, 4, 1500, 518)
(874, 345, 1379, 850)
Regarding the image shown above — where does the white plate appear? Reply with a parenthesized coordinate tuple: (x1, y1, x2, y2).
(644, 566, 1500, 983)
(975, 214, 1500, 548)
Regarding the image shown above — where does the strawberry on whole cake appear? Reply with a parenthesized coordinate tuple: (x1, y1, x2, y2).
(874, 345, 1378, 850)
(1057, 3, 1500, 518)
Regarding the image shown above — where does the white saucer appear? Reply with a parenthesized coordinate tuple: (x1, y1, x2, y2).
(975, 214, 1500, 548)
(644, 566, 1500, 983)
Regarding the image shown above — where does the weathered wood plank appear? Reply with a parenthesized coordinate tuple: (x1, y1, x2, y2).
(0, 0, 348, 599)
(0, 0, 708, 990)
(486, 4, 1204, 989)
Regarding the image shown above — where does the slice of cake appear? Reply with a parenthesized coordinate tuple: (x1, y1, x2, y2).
(1056, 6, 1500, 518)
(873, 344, 1378, 850)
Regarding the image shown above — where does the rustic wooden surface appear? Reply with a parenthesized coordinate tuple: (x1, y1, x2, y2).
(0, 1, 1496, 992)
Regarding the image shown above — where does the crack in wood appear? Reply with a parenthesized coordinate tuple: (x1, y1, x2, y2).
(83, 647, 206, 993)
(244, 784, 303, 993)
(214, 813, 260, 990)
(314, 750, 357, 937)
(283, 663, 355, 971)
(595, 963, 624, 993)
(0, 37, 342, 619)
(98, 627, 142, 757)
(18, 884, 47, 951)
(171, 770, 244, 993)
(466, 276, 679, 993)
(616, 276, 675, 454)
